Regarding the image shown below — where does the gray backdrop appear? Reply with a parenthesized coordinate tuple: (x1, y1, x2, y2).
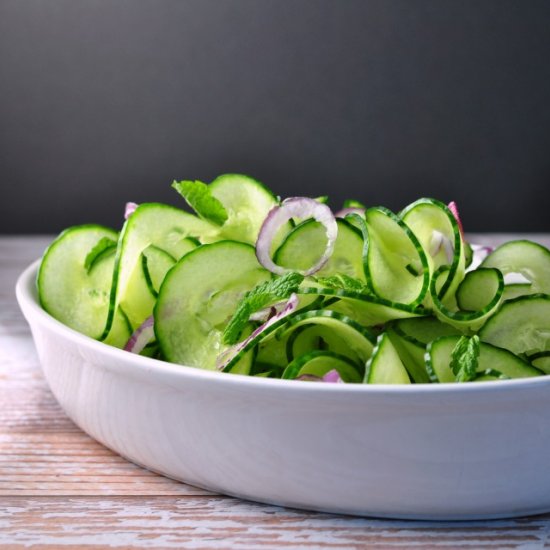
(1, 0, 550, 234)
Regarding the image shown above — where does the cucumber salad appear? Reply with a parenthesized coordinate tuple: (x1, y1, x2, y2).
(38, 174, 550, 384)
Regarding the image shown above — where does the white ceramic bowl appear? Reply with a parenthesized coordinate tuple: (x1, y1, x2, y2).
(16, 260, 550, 520)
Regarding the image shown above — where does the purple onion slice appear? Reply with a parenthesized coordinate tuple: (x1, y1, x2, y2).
(255, 197, 338, 276)
(322, 369, 343, 383)
(124, 202, 139, 219)
(124, 315, 155, 354)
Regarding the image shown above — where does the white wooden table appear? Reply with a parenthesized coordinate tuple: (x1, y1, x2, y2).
(2, 235, 550, 548)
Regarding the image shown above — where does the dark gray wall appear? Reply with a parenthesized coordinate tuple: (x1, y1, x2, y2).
(2, 0, 550, 234)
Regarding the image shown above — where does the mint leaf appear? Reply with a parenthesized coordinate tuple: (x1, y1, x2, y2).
(84, 237, 117, 273)
(223, 272, 304, 345)
(450, 335, 480, 382)
(315, 273, 369, 294)
(172, 180, 228, 226)
(343, 199, 366, 209)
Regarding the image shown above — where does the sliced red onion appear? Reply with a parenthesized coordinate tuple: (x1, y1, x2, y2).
(334, 207, 365, 218)
(124, 315, 154, 354)
(248, 297, 297, 323)
(467, 244, 494, 272)
(447, 201, 464, 238)
(322, 369, 343, 383)
(125, 202, 139, 219)
(256, 197, 338, 276)
(217, 293, 299, 371)
(429, 230, 454, 263)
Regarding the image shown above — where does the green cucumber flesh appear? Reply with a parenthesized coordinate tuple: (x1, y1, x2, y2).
(481, 240, 550, 294)
(282, 350, 361, 382)
(426, 335, 542, 383)
(209, 174, 278, 245)
(400, 198, 465, 304)
(103, 203, 216, 346)
(362, 207, 429, 306)
(365, 332, 411, 384)
(386, 328, 430, 383)
(274, 218, 365, 280)
(38, 225, 118, 339)
(479, 294, 550, 356)
(155, 241, 270, 370)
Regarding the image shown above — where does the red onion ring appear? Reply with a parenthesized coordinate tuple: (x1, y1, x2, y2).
(124, 202, 139, 219)
(256, 197, 338, 276)
(447, 201, 464, 238)
(322, 369, 343, 383)
(467, 244, 494, 271)
(124, 315, 155, 354)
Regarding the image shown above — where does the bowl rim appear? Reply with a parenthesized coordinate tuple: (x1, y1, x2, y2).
(16, 259, 550, 396)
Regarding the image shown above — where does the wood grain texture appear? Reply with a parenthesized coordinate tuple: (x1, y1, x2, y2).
(2, 235, 550, 548)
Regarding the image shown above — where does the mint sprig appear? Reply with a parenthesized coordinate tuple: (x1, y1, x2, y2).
(172, 180, 228, 226)
(315, 273, 370, 294)
(450, 335, 480, 382)
(223, 272, 304, 345)
(84, 237, 117, 273)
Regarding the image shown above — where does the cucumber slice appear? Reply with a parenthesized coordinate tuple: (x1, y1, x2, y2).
(502, 283, 534, 301)
(282, 350, 361, 383)
(386, 328, 430, 383)
(299, 285, 428, 327)
(529, 351, 550, 374)
(38, 225, 118, 339)
(103, 203, 215, 346)
(429, 266, 504, 331)
(479, 294, 550, 356)
(155, 241, 271, 370)
(141, 245, 177, 297)
(456, 268, 504, 312)
(364, 332, 411, 384)
(274, 218, 365, 280)
(394, 316, 462, 344)
(400, 198, 465, 304)
(209, 174, 278, 244)
(361, 207, 429, 306)
(481, 240, 550, 294)
(281, 311, 376, 366)
(426, 335, 542, 383)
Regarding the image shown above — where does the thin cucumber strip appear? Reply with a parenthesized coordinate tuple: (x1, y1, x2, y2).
(394, 317, 462, 345)
(279, 310, 376, 366)
(103, 203, 217, 346)
(481, 240, 550, 294)
(364, 333, 411, 384)
(222, 308, 375, 373)
(529, 351, 550, 374)
(351, 208, 429, 306)
(299, 286, 427, 326)
(426, 335, 542, 383)
(386, 328, 431, 383)
(429, 266, 504, 331)
(38, 225, 118, 339)
(282, 350, 362, 383)
(456, 268, 504, 312)
(209, 173, 279, 244)
(479, 294, 550, 356)
(502, 283, 533, 301)
(141, 245, 177, 297)
(274, 218, 365, 280)
(400, 198, 465, 305)
(155, 241, 271, 370)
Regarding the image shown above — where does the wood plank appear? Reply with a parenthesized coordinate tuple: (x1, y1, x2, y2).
(0, 497, 549, 549)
